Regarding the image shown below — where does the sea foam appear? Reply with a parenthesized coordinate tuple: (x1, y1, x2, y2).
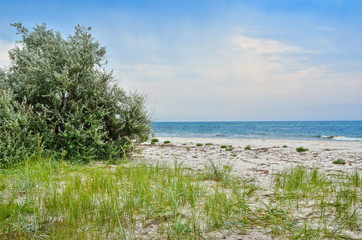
(320, 135, 362, 141)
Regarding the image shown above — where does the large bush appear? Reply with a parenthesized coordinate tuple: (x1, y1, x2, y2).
(0, 23, 151, 166)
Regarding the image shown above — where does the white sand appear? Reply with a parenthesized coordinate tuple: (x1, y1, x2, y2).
(136, 137, 362, 239)
(140, 137, 362, 188)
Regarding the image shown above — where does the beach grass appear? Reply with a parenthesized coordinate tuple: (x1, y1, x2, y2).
(333, 159, 346, 165)
(296, 147, 309, 152)
(151, 138, 160, 144)
(0, 154, 360, 239)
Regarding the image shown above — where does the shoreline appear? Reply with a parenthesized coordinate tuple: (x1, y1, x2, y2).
(151, 135, 362, 144)
(151, 135, 362, 143)
(140, 137, 362, 188)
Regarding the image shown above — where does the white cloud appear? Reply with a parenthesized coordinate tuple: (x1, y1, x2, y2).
(0, 39, 14, 66)
(109, 31, 362, 120)
(229, 35, 301, 54)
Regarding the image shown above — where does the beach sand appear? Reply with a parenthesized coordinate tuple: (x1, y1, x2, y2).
(136, 137, 362, 239)
(140, 137, 362, 188)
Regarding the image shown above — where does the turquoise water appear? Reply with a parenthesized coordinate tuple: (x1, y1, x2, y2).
(152, 121, 362, 141)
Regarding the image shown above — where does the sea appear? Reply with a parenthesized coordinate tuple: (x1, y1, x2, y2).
(152, 121, 362, 142)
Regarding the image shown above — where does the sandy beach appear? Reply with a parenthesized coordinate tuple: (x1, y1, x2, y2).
(140, 137, 362, 188)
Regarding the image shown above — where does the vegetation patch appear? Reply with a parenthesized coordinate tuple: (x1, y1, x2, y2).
(244, 145, 251, 150)
(151, 138, 160, 144)
(296, 147, 309, 152)
(196, 143, 203, 147)
(163, 140, 171, 144)
(220, 145, 227, 148)
(332, 159, 346, 165)
(0, 157, 360, 239)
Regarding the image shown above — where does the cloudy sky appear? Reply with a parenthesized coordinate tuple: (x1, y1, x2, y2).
(1, 0, 362, 121)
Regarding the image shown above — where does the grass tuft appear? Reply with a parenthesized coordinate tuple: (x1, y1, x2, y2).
(296, 147, 309, 152)
(332, 159, 346, 165)
(151, 138, 160, 144)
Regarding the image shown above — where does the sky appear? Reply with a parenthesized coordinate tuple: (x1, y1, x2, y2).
(1, 0, 362, 121)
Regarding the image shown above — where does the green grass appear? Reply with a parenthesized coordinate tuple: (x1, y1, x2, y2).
(296, 147, 309, 152)
(220, 145, 227, 148)
(196, 143, 203, 147)
(205, 143, 213, 146)
(163, 140, 171, 144)
(332, 159, 346, 165)
(244, 145, 251, 150)
(0, 156, 360, 239)
(282, 145, 288, 148)
(272, 166, 361, 237)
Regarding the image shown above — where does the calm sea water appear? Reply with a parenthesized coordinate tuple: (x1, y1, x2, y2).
(152, 121, 362, 142)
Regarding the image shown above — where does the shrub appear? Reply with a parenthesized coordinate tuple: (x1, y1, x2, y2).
(0, 23, 151, 165)
(332, 159, 346, 165)
(0, 88, 37, 166)
(244, 145, 251, 150)
(196, 143, 203, 147)
(296, 147, 309, 152)
(163, 140, 171, 144)
(205, 143, 213, 146)
(151, 139, 159, 144)
(220, 145, 227, 148)
(283, 145, 288, 148)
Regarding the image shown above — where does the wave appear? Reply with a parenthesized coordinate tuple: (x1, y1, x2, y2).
(318, 135, 362, 141)
(332, 136, 362, 141)
(318, 135, 334, 139)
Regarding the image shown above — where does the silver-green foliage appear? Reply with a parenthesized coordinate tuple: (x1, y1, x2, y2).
(0, 23, 151, 165)
(0, 88, 37, 165)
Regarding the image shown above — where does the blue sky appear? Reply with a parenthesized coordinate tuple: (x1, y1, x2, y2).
(1, 0, 362, 121)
